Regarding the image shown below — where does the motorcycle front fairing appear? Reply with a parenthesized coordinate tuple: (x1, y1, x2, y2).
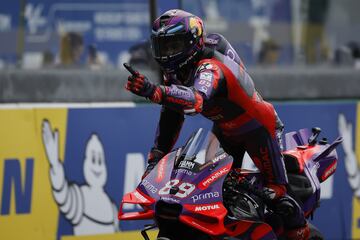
(172, 151, 233, 236)
(119, 129, 235, 236)
(118, 149, 179, 220)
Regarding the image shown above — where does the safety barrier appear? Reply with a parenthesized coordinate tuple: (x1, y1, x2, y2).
(0, 67, 359, 103)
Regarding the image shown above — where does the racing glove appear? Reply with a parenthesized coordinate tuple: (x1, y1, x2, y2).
(125, 72, 162, 103)
(142, 147, 166, 179)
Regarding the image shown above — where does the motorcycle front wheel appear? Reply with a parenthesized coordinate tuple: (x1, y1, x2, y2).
(156, 217, 211, 240)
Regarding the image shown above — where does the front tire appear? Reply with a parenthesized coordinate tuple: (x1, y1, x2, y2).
(157, 218, 210, 240)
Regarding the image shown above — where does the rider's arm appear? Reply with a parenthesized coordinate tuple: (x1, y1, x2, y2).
(153, 62, 224, 115)
(124, 62, 223, 115)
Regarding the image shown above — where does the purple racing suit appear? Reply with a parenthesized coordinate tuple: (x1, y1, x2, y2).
(152, 33, 288, 188)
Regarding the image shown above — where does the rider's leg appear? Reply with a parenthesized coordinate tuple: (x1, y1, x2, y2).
(233, 221, 278, 240)
(243, 126, 288, 199)
(242, 124, 309, 239)
(211, 125, 246, 168)
(213, 123, 287, 198)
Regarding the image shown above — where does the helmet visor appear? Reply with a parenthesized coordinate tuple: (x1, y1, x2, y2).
(151, 34, 188, 59)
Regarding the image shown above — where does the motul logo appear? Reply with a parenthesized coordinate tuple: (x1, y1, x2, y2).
(191, 191, 219, 203)
(195, 204, 220, 211)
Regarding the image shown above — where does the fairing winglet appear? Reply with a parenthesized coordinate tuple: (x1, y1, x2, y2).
(312, 137, 343, 162)
(118, 190, 155, 220)
(285, 128, 312, 150)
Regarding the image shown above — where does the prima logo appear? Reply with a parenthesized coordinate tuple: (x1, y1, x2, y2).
(191, 191, 219, 203)
(179, 160, 195, 170)
(174, 168, 193, 176)
(141, 179, 158, 194)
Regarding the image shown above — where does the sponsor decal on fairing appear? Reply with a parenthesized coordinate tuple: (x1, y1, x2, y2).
(195, 204, 220, 212)
(191, 191, 220, 203)
(198, 163, 232, 190)
(179, 160, 195, 170)
(133, 191, 148, 203)
(141, 179, 158, 194)
(156, 156, 168, 183)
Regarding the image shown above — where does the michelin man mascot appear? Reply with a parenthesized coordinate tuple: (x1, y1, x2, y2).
(42, 120, 119, 235)
(338, 114, 360, 197)
(338, 114, 360, 238)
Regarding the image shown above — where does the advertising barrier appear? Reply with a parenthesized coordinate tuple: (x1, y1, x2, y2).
(0, 102, 359, 239)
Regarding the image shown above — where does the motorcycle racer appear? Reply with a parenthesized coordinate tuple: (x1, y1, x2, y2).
(125, 9, 309, 239)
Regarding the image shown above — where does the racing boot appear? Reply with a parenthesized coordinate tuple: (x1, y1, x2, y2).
(276, 196, 310, 240)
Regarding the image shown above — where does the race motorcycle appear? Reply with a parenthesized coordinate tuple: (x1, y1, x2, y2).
(118, 127, 342, 239)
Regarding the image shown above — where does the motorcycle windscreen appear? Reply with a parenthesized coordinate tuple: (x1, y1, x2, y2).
(180, 128, 222, 165)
